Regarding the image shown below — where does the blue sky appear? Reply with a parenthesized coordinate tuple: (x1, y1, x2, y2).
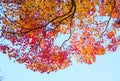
(0, 47, 120, 81)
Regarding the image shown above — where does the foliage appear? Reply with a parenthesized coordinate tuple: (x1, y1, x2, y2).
(0, 0, 120, 73)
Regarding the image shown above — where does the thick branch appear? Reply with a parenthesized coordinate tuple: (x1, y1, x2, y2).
(60, 0, 76, 48)
(2, 0, 75, 35)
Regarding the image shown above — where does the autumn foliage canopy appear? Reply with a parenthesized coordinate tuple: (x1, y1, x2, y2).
(0, 0, 120, 73)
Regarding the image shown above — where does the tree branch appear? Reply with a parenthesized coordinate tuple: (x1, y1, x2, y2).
(60, 0, 76, 48)
(100, 0, 116, 38)
(2, 0, 76, 36)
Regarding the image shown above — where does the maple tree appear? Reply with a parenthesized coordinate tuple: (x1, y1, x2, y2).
(0, 0, 120, 73)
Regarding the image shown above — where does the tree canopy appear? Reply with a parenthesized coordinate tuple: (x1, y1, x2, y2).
(0, 0, 120, 73)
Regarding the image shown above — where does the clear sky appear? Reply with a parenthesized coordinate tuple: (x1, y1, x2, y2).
(0, 47, 120, 81)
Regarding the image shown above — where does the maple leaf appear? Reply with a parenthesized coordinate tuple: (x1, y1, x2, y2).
(0, 0, 120, 73)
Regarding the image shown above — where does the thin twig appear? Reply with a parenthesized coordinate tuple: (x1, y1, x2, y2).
(100, 0, 116, 38)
